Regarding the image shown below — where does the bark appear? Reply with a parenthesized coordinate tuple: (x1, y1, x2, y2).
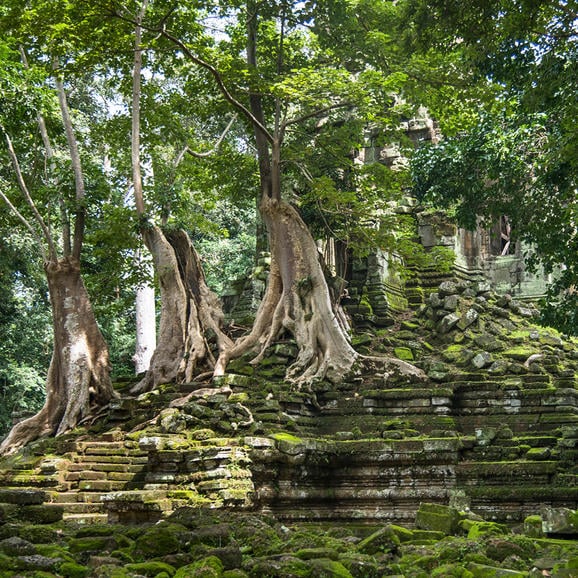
(133, 225, 232, 393)
(133, 251, 156, 375)
(215, 197, 428, 387)
(0, 257, 116, 456)
(215, 196, 357, 385)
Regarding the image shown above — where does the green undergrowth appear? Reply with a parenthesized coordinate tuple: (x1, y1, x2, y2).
(0, 507, 577, 577)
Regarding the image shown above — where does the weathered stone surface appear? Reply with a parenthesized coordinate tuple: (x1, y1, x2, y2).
(541, 507, 578, 535)
(415, 503, 461, 535)
(0, 536, 37, 556)
(472, 352, 492, 369)
(357, 526, 400, 555)
(457, 308, 479, 330)
(439, 281, 458, 297)
(439, 313, 460, 334)
(0, 490, 47, 505)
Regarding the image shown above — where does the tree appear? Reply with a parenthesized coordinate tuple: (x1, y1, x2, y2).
(132, 0, 426, 386)
(129, 1, 235, 392)
(0, 44, 116, 454)
(0, 228, 51, 437)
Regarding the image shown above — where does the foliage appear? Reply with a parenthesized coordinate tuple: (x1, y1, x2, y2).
(0, 231, 51, 437)
(411, 108, 577, 334)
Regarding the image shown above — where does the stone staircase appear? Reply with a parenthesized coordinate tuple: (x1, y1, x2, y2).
(50, 435, 149, 524)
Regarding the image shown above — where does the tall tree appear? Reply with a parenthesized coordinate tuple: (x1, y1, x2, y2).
(0, 45, 115, 454)
(134, 0, 426, 386)
(129, 1, 234, 392)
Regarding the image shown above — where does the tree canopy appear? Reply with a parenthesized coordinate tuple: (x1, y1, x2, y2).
(0, 0, 576, 447)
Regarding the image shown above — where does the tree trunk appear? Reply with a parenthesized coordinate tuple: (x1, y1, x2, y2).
(215, 196, 357, 385)
(0, 257, 115, 455)
(133, 251, 156, 375)
(133, 225, 232, 393)
(215, 196, 427, 387)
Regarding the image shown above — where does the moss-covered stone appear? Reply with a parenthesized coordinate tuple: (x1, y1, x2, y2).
(135, 523, 190, 557)
(310, 558, 353, 577)
(68, 536, 117, 554)
(394, 347, 414, 361)
(415, 503, 462, 535)
(174, 555, 224, 578)
(465, 562, 526, 577)
(502, 346, 537, 361)
(431, 563, 474, 577)
(295, 548, 339, 561)
(18, 524, 59, 544)
(462, 521, 509, 540)
(19, 504, 63, 524)
(245, 555, 311, 577)
(357, 526, 400, 555)
(523, 515, 544, 538)
(58, 561, 90, 578)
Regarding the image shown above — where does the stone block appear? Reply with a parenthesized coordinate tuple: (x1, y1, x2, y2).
(540, 507, 578, 535)
(438, 313, 460, 334)
(0, 490, 47, 505)
(415, 503, 461, 535)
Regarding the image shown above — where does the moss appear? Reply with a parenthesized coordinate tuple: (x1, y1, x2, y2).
(174, 556, 224, 578)
(415, 503, 462, 535)
(68, 536, 116, 554)
(465, 562, 526, 577)
(502, 346, 537, 361)
(295, 548, 340, 561)
(135, 523, 189, 558)
(18, 524, 59, 544)
(394, 347, 414, 361)
(310, 558, 353, 577)
(0, 553, 17, 572)
(125, 561, 176, 576)
(388, 524, 414, 543)
(58, 562, 90, 578)
(271, 432, 303, 443)
(523, 515, 544, 538)
(463, 521, 509, 540)
(35, 544, 75, 563)
(431, 563, 474, 577)
(357, 526, 400, 555)
(19, 504, 63, 524)
(246, 555, 311, 577)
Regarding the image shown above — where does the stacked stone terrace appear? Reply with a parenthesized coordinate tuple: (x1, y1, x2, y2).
(0, 279, 577, 530)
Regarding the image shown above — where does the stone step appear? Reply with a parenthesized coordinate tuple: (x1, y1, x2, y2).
(51, 501, 105, 514)
(62, 512, 109, 525)
(49, 491, 107, 504)
(456, 460, 558, 484)
(0, 472, 60, 487)
(72, 455, 148, 465)
(78, 480, 137, 492)
(67, 462, 147, 474)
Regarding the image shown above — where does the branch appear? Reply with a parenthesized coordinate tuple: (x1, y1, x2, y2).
(184, 115, 237, 159)
(1, 127, 57, 260)
(0, 187, 47, 261)
(54, 70, 86, 260)
(132, 0, 149, 218)
(110, 6, 274, 143)
(19, 46, 71, 256)
(160, 29, 274, 144)
(281, 102, 353, 132)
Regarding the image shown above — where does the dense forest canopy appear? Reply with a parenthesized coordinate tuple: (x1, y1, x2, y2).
(0, 0, 575, 450)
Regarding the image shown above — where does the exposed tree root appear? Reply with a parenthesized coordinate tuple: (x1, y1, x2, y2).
(0, 258, 115, 456)
(133, 226, 232, 393)
(214, 197, 427, 388)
